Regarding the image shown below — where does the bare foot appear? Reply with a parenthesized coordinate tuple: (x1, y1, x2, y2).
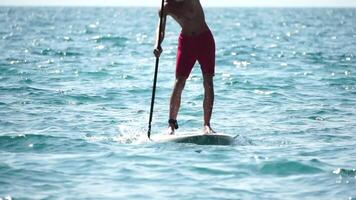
(167, 126, 175, 135)
(168, 119, 178, 135)
(203, 125, 216, 135)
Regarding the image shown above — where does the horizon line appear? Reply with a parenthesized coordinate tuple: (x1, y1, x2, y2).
(1, 5, 356, 8)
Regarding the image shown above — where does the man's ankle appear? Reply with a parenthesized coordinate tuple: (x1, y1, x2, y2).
(168, 119, 179, 130)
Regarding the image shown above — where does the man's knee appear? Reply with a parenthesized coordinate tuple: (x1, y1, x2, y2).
(175, 77, 187, 89)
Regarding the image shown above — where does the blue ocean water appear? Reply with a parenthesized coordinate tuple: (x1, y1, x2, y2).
(0, 6, 355, 199)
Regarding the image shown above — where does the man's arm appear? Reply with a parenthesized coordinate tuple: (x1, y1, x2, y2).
(153, 9, 167, 58)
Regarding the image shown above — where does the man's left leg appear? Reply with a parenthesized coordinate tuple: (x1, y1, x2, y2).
(168, 76, 187, 135)
(203, 74, 215, 134)
(196, 30, 216, 134)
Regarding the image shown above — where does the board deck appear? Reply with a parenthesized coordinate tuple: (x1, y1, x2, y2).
(153, 134, 234, 146)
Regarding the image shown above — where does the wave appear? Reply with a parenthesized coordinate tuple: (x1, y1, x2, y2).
(259, 160, 324, 176)
(90, 34, 128, 47)
(0, 134, 101, 153)
(0, 85, 49, 93)
(32, 48, 82, 57)
(333, 168, 356, 177)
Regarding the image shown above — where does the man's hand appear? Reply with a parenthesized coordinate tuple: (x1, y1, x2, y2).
(153, 46, 163, 58)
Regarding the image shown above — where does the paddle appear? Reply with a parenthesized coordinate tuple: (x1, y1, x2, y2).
(148, 0, 165, 139)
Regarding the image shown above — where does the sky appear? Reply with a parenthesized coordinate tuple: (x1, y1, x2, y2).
(1, 0, 356, 7)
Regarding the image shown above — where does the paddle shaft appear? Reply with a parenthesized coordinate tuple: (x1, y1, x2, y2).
(148, 0, 165, 139)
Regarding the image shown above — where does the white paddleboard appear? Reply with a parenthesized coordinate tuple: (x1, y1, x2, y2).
(152, 133, 234, 146)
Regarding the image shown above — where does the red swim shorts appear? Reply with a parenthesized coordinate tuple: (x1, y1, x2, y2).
(176, 30, 215, 78)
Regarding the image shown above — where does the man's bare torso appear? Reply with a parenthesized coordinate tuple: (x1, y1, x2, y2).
(164, 0, 208, 36)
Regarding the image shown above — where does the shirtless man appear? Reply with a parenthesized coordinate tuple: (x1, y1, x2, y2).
(153, 0, 216, 135)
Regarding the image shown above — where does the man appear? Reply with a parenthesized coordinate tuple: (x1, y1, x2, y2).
(153, 0, 216, 135)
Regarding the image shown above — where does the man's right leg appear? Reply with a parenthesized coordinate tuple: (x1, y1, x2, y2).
(203, 74, 215, 134)
(168, 76, 187, 134)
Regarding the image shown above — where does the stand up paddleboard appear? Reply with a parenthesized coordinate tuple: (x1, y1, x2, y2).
(153, 133, 234, 146)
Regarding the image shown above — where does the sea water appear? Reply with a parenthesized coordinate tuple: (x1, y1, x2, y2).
(0, 7, 355, 200)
